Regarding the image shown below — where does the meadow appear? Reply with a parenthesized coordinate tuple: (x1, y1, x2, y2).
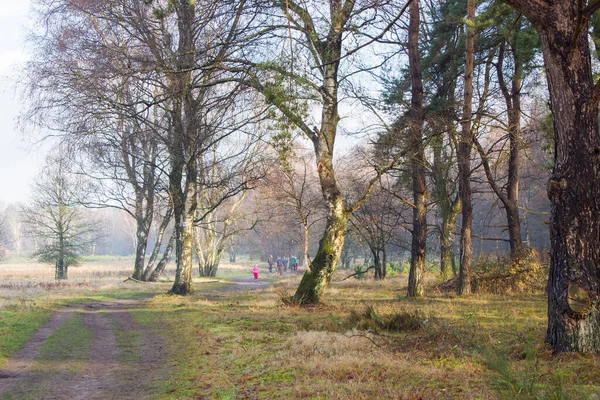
(0, 257, 599, 399)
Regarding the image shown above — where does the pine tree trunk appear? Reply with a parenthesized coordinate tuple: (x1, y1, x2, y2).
(407, 0, 427, 298)
(458, 0, 475, 296)
(539, 16, 600, 354)
(502, 0, 600, 353)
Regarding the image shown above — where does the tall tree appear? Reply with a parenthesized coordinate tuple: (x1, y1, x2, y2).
(406, 0, 427, 297)
(457, 0, 476, 295)
(24, 0, 171, 282)
(23, 152, 102, 279)
(239, 0, 404, 304)
(473, 3, 540, 256)
(502, 0, 600, 353)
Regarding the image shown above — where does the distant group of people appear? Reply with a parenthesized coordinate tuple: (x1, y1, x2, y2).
(251, 255, 300, 280)
(267, 254, 298, 275)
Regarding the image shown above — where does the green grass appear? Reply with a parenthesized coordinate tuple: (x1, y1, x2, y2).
(111, 316, 142, 364)
(1, 269, 600, 399)
(0, 308, 53, 367)
(127, 278, 600, 399)
(38, 312, 92, 370)
(39, 312, 91, 360)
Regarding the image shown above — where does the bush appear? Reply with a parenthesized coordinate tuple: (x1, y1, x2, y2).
(386, 262, 408, 277)
(471, 248, 547, 295)
(353, 265, 367, 280)
(346, 305, 427, 332)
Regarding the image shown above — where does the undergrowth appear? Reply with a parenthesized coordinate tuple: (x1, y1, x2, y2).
(345, 305, 427, 332)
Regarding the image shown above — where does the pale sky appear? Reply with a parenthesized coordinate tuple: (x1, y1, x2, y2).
(0, 2, 371, 206)
(0, 0, 47, 205)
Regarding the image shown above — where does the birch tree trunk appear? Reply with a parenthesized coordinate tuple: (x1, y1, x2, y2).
(169, 1, 197, 295)
(148, 232, 175, 282)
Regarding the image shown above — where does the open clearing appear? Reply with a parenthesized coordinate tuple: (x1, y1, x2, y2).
(0, 258, 599, 399)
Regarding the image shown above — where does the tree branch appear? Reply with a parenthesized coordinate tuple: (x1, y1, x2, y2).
(342, 265, 375, 280)
(584, 0, 600, 18)
(500, 0, 551, 23)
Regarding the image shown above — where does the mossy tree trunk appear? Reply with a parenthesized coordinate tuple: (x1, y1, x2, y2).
(294, 44, 348, 300)
(293, 204, 348, 304)
(503, 0, 600, 353)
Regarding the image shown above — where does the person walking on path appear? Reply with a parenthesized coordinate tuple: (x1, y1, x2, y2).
(290, 256, 298, 271)
(267, 255, 274, 273)
(252, 265, 259, 280)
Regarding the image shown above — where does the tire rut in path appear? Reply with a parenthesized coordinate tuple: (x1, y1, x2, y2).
(0, 308, 74, 395)
(0, 298, 166, 400)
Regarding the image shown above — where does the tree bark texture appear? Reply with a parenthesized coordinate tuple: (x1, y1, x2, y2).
(502, 0, 600, 353)
(440, 199, 460, 280)
(458, 0, 475, 296)
(132, 207, 150, 281)
(121, 128, 157, 281)
(407, 0, 427, 297)
(142, 211, 172, 281)
(291, 1, 354, 304)
(303, 221, 310, 271)
(169, 1, 198, 296)
(148, 231, 175, 282)
(293, 205, 348, 304)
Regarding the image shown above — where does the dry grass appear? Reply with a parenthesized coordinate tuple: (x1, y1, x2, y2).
(1, 259, 599, 399)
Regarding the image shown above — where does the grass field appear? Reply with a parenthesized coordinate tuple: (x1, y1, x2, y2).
(0, 258, 599, 399)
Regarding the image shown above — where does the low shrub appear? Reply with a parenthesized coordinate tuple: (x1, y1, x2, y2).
(386, 262, 408, 277)
(346, 305, 427, 333)
(471, 248, 547, 295)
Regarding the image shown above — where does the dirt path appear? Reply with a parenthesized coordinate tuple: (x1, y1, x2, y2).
(222, 275, 272, 292)
(0, 277, 275, 399)
(0, 298, 166, 400)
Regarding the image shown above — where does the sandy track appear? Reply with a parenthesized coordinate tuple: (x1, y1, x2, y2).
(222, 275, 272, 292)
(0, 298, 165, 400)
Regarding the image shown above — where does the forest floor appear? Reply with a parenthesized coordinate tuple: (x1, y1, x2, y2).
(0, 260, 599, 399)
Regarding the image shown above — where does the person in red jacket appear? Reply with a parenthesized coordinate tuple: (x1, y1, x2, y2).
(252, 265, 259, 280)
